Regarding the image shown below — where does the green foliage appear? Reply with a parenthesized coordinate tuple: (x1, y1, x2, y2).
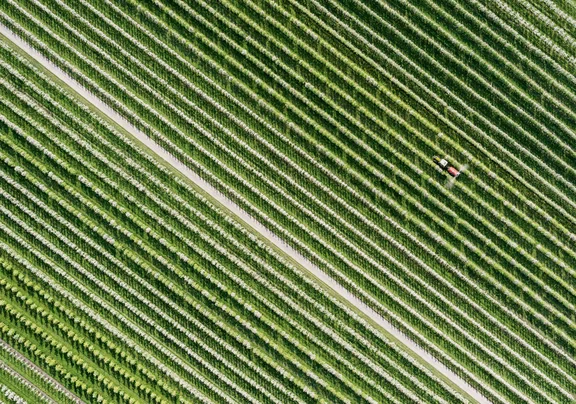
(1, 0, 575, 402)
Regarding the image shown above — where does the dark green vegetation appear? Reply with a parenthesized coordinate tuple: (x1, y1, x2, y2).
(0, 35, 466, 403)
(1, 0, 576, 402)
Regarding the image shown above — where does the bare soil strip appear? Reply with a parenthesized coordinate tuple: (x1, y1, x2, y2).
(0, 338, 83, 403)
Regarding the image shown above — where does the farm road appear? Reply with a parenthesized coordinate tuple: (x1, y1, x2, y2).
(0, 25, 489, 404)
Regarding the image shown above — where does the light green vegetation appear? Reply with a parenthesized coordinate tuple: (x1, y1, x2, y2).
(1, 0, 575, 403)
(0, 33, 467, 403)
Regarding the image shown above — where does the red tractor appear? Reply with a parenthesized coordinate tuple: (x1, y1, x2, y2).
(433, 156, 460, 178)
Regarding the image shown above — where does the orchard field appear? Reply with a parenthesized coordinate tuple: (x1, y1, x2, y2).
(1, 0, 575, 403)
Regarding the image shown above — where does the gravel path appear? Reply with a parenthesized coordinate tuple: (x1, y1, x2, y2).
(1, 25, 489, 404)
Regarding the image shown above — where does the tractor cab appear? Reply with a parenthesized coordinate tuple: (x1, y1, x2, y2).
(433, 156, 460, 178)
